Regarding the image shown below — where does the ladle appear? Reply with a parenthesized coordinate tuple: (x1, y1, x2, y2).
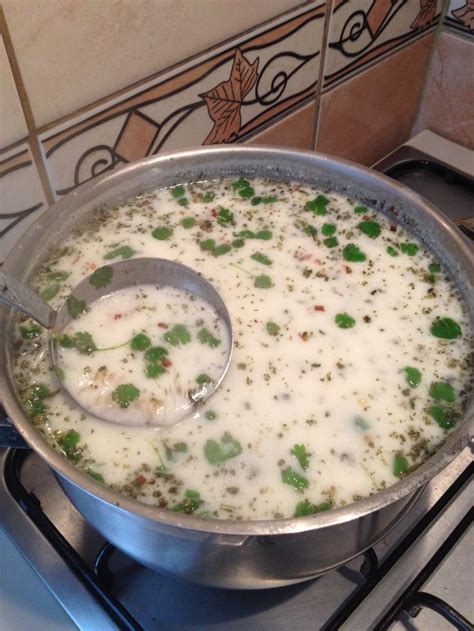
(0, 258, 233, 427)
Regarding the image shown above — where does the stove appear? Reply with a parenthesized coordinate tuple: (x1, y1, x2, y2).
(1, 132, 473, 630)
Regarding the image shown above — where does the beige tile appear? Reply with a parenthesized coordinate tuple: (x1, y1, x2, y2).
(316, 34, 434, 166)
(0, 143, 48, 261)
(323, 0, 442, 90)
(246, 100, 316, 149)
(0, 35, 28, 148)
(414, 31, 474, 149)
(38, 3, 326, 198)
(3, 0, 305, 127)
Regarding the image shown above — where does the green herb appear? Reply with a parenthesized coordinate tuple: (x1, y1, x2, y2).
(41, 283, 60, 301)
(103, 245, 136, 260)
(213, 244, 232, 257)
(343, 244, 366, 262)
(266, 321, 280, 336)
(130, 334, 151, 351)
(354, 416, 370, 431)
(232, 238, 245, 248)
(393, 454, 408, 478)
(400, 243, 419, 256)
(294, 499, 331, 516)
(251, 196, 262, 205)
(152, 226, 173, 240)
(305, 194, 329, 215)
(430, 317, 462, 339)
(255, 230, 272, 240)
(24, 397, 47, 418)
(200, 191, 215, 203)
(232, 178, 250, 190)
(358, 221, 381, 239)
(335, 313, 356, 329)
(112, 384, 140, 408)
(58, 430, 82, 462)
(199, 238, 216, 251)
(262, 195, 278, 204)
(196, 373, 211, 385)
(403, 367, 422, 388)
(171, 185, 185, 198)
(146, 363, 166, 378)
(170, 489, 203, 514)
(86, 469, 105, 483)
(57, 334, 74, 348)
(197, 328, 221, 348)
(66, 295, 87, 319)
(254, 274, 273, 288)
(180, 217, 196, 229)
(71, 331, 97, 355)
(323, 236, 339, 248)
(90, 265, 113, 289)
(205, 410, 217, 420)
(251, 252, 272, 266)
(429, 405, 456, 429)
(204, 432, 242, 464)
(19, 323, 42, 340)
(322, 223, 336, 237)
(164, 324, 191, 346)
(429, 382, 455, 402)
(177, 197, 189, 207)
(239, 186, 255, 199)
(237, 229, 255, 239)
(429, 263, 441, 273)
(303, 225, 318, 238)
(32, 384, 51, 399)
(291, 444, 310, 470)
(144, 346, 168, 361)
(47, 271, 69, 281)
(386, 246, 399, 257)
(354, 205, 367, 214)
(281, 466, 309, 491)
(217, 207, 234, 226)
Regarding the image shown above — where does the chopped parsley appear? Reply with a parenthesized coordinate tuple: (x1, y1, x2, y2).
(393, 454, 408, 478)
(217, 207, 234, 226)
(197, 328, 221, 348)
(305, 194, 329, 215)
(343, 244, 366, 262)
(254, 274, 273, 288)
(112, 384, 140, 408)
(152, 226, 173, 240)
(266, 321, 280, 336)
(180, 217, 196, 229)
(358, 221, 381, 239)
(430, 317, 462, 339)
(204, 432, 242, 464)
(89, 265, 113, 289)
(66, 295, 87, 319)
(103, 245, 136, 260)
(19, 323, 42, 340)
(321, 223, 336, 237)
(294, 499, 331, 516)
(403, 367, 422, 388)
(400, 243, 419, 256)
(335, 313, 356, 329)
(386, 246, 399, 257)
(130, 334, 152, 351)
(144, 346, 168, 361)
(429, 382, 455, 402)
(291, 444, 310, 470)
(281, 466, 309, 491)
(251, 252, 272, 266)
(164, 325, 191, 346)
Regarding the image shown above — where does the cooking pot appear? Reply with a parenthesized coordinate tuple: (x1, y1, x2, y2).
(0, 147, 472, 589)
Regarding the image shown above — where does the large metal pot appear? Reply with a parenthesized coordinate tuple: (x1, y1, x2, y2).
(0, 147, 472, 589)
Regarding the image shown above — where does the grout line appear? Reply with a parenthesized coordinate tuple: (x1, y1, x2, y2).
(411, 1, 450, 136)
(312, 0, 333, 150)
(0, 7, 55, 205)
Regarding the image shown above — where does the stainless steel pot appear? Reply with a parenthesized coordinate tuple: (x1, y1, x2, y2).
(1, 147, 472, 589)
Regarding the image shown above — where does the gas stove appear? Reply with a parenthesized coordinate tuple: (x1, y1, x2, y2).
(0, 132, 472, 630)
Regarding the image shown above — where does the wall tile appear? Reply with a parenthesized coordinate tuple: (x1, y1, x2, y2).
(414, 31, 474, 149)
(0, 143, 47, 262)
(2, 0, 306, 128)
(444, 0, 474, 36)
(0, 35, 28, 149)
(323, 0, 442, 91)
(316, 34, 434, 166)
(38, 3, 326, 199)
(246, 100, 316, 149)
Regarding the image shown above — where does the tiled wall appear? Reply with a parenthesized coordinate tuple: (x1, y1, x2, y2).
(414, 0, 474, 149)
(0, 0, 450, 261)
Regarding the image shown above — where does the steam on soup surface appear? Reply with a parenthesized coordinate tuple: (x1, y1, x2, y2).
(11, 177, 472, 520)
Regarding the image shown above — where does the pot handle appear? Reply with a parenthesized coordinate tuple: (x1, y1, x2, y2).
(0, 404, 29, 449)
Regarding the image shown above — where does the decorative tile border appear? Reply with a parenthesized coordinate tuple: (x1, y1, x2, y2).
(0, 143, 47, 261)
(39, 2, 326, 200)
(322, 0, 443, 91)
(444, 0, 474, 36)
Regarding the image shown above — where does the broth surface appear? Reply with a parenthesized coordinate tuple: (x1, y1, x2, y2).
(11, 177, 472, 519)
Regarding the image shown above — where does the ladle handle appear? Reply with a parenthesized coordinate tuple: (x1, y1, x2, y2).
(0, 271, 55, 329)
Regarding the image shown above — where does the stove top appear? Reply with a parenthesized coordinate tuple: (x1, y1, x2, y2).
(0, 135, 473, 630)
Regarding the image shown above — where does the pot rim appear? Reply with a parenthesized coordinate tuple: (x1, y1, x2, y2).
(1, 145, 473, 537)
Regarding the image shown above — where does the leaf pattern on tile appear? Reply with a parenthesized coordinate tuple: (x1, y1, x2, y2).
(200, 49, 259, 144)
(410, 0, 437, 30)
(452, 0, 474, 31)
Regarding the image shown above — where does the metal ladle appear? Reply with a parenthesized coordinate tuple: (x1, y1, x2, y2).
(0, 258, 233, 427)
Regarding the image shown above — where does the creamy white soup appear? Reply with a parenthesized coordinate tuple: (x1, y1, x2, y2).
(11, 177, 472, 520)
(57, 285, 230, 427)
